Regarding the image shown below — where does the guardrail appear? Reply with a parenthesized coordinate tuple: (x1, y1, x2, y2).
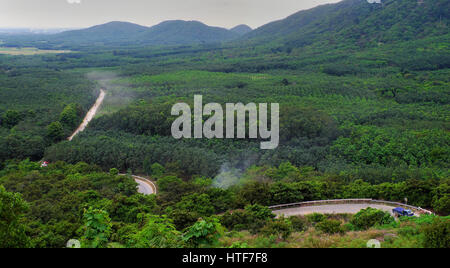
(269, 199, 434, 215)
(133, 175, 158, 195)
(119, 174, 157, 195)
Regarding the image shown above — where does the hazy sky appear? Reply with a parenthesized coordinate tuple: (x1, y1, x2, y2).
(1, 0, 342, 29)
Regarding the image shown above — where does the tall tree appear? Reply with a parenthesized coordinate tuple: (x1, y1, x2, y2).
(0, 185, 30, 248)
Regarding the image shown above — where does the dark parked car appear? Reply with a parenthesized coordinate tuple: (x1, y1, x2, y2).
(392, 207, 415, 217)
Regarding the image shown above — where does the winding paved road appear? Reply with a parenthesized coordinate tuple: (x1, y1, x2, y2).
(273, 204, 398, 217)
(132, 175, 157, 195)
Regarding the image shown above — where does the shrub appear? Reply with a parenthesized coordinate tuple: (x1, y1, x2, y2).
(350, 208, 394, 230)
(422, 217, 450, 248)
(433, 196, 450, 216)
(261, 217, 293, 240)
(109, 168, 119, 176)
(81, 207, 112, 248)
(316, 219, 344, 234)
(183, 217, 224, 248)
(289, 216, 308, 232)
(307, 213, 327, 224)
(130, 215, 183, 248)
(220, 204, 275, 234)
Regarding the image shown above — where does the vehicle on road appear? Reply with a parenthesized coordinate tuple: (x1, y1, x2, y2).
(392, 207, 414, 217)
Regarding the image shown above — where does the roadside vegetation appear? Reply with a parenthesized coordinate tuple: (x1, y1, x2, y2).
(0, 160, 448, 248)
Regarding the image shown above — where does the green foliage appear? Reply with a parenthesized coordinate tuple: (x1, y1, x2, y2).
(421, 217, 450, 248)
(193, 177, 213, 188)
(0, 161, 138, 247)
(220, 204, 275, 234)
(245, 0, 450, 49)
(0, 185, 30, 248)
(238, 181, 271, 205)
(1, 110, 22, 128)
(432, 183, 450, 215)
(245, 204, 275, 220)
(433, 196, 450, 216)
(46, 121, 65, 142)
(183, 217, 224, 248)
(289, 216, 308, 232)
(81, 207, 112, 248)
(109, 168, 119, 176)
(307, 213, 327, 224)
(149, 163, 165, 178)
(157, 176, 184, 192)
(261, 217, 293, 240)
(0, 67, 97, 162)
(130, 215, 183, 248)
(18, 159, 40, 172)
(175, 193, 215, 217)
(60, 103, 83, 130)
(280, 106, 338, 142)
(351, 207, 394, 230)
(316, 219, 344, 235)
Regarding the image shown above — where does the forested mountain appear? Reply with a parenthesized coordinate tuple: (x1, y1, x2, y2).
(230, 24, 253, 35)
(243, 0, 449, 48)
(32, 20, 240, 47)
(137, 20, 239, 45)
(53, 21, 149, 44)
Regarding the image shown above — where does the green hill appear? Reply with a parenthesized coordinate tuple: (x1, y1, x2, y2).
(138, 20, 239, 45)
(46, 20, 239, 47)
(230, 24, 253, 35)
(244, 0, 449, 48)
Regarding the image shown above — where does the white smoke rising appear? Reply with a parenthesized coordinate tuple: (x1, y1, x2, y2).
(85, 71, 135, 117)
(212, 153, 259, 189)
(212, 164, 243, 189)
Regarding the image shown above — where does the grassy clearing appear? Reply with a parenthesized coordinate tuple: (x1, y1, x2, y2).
(219, 228, 410, 248)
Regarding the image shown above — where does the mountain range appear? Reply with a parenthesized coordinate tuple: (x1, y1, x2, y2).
(3, 0, 448, 48)
(43, 20, 250, 47)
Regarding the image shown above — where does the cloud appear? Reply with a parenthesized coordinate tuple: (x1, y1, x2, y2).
(67, 0, 82, 4)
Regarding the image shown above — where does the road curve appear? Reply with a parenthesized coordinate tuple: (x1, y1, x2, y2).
(68, 89, 106, 141)
(132, 175, 157, 195)
(273, 204, 398, 217)
(119, 174, 157, 195)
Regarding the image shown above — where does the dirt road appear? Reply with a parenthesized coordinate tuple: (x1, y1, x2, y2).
(68, 89, 106, 141)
